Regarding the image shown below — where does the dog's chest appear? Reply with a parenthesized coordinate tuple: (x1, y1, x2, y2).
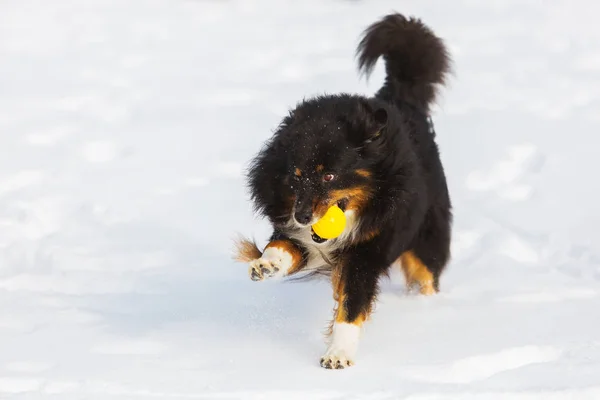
(298, 234, 339, 271)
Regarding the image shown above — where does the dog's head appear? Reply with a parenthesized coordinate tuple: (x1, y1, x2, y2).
(248, 95, 389, 233)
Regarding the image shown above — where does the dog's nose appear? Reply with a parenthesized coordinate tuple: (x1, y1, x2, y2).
(294, 210, 312, 225)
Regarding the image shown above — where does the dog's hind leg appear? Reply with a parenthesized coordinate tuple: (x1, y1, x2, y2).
(399, 205, 451, 294)
(399, 250, 437, 295)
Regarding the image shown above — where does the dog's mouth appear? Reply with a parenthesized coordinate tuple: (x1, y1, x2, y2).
(311, 228, 327, 243)
(311, 199, 347, 243)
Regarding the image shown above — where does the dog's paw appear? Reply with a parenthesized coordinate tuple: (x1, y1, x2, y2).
(319, 350, 354, 369)
(248, 257, 282, 281)
(320, 322, 360, 369)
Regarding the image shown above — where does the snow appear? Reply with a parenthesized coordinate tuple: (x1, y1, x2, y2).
(1, 0, 600, 398)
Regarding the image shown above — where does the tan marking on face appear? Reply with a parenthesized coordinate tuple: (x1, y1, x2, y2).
(311, 186, 375, 229)
(313, 199, 331, 221)
(328, 186, 374, 213)
(354, 169, 372, 178)
(316, 164, 325, 173)
(294, 168, 302, 177)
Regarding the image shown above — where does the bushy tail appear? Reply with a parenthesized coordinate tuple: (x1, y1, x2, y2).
(356, 13, 451, 111)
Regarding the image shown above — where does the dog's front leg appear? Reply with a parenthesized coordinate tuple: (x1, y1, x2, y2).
(320, 243, 389, 369)
(248, 238, 306, 281)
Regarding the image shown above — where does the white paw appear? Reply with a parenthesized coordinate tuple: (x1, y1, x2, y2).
(248, 257, 283, 281)
(320, 348, 354, 369)
(248, 246, 295, 281)
(319, 322, 360, 369)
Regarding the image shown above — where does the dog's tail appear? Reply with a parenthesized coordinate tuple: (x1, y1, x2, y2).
(356, 13, 451, 111)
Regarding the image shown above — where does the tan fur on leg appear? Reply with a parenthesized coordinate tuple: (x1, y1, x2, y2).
(399, 250, 437, 295)
(321, 264, 371, 369)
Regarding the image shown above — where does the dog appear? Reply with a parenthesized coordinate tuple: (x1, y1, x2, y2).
(234, 12, 452, 369)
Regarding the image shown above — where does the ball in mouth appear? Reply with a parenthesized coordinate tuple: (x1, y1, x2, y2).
(311, 228, 328, 243)
(310, 201, 347, 243)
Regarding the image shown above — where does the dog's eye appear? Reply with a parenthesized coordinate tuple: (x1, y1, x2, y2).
(323, 173, 335, 182)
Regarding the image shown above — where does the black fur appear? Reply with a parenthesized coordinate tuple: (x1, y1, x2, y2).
(357, 13, 451, 111)
(244, 12, 453, 364)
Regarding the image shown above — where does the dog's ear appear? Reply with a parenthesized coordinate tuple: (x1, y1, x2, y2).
(355, 100, 388, 145)
(364, 107, 387, 144)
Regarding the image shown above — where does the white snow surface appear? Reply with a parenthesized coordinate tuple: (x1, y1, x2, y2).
(1, 0, 600, 398)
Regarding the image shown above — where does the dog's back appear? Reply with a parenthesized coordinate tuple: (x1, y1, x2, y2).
(356, 13, 453, 290)
(357, 13, 452, 200)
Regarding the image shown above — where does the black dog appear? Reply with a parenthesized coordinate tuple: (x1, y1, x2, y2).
(235, 13, 452, 369)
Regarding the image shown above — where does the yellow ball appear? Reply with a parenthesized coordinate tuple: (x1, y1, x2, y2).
(312, 205, 347, 239)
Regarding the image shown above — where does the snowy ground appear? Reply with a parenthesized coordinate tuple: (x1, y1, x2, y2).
(1, 0, 600, 398)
